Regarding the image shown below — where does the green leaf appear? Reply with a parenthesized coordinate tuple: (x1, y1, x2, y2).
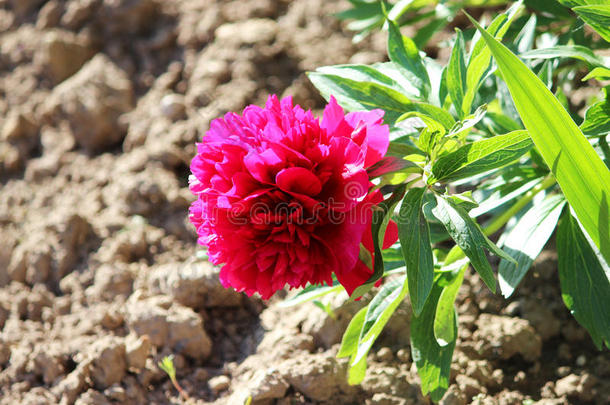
(308, 72, 451, 124)
(351, 185, 407, 298)
(520, 45, 606, 67)
(430, 195, 515, 292)
(398, 187, 434, 316)
(387, 18, 431, 98)
(498, 194, 566, 298)
(279, 283, 343, 307)
(470, 177, 544, 218)
(338, 306, 368, 357)
(447, 29, 467, 117)
(557, 208, 610, 349)
(431, 130, 533, 183)
(582, 66, 610, 81)
(317, 64, 418, 98)
(434, 264, 466, 346)
(467, 13, 610, 265)
(411, 278, 456, 401)
(573, 5, 610, 42)
(581, 99, 610, 137)
(348, 277, 409, 384)
(462, 1, 523, 115)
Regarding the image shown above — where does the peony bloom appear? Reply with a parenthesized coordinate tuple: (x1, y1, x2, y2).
(189, 95, 396, 299)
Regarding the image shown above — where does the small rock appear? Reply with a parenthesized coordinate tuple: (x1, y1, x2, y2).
(555, 373, 596, 401)
(456, 374, 486, 399)
(215, 19, 277, 45)
(37, 29, 94, 84)
(376, 347, 394, 362)
(125, 297, 212, 361)
(555, 374, 580, 397)
(440, 384, 467, 405)
(42, 54, 134, 153)
(147, 261, 242, 310)
(209, 375, 231, 393)
(28, 345, 65, 385)
(36, 0, 63, 29)
(521, 299, 560, 341)
(86, 264, 134, 300)
(160, 94, 186, 121)
(246, 369, 289, 401)
(125, 334, 151, 371)
(87, 336, 127, 389)
(279, 352, 354, 401)
(474, 314, 542, 361)
(51, 360, 91, 404)
(396, 348, 410, 363)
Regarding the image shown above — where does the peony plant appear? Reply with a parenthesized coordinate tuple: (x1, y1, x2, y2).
(190, 0, 610, 401)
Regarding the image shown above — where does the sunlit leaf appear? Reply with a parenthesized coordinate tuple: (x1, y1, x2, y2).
(411, 277, 456, 401)
(431, 130, 533, 183)
(434, 264, 466, 346)
(498, 194, 566, 297)
(447, 29, 467, 117)
(429, 195, 515, 291)
(398, 187, 434, 316)
(557, 208, 610, 349)
(573, 5, 610, 42)
(387, 17, 431, 98)
(468, 13, 610, 264)
(520, 45, 606, 67)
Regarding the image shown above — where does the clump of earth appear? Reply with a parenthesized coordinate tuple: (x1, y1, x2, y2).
(0, 1, 608, 404)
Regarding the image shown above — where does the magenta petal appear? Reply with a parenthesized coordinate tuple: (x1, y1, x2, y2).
(346, 110, 389, 168)
(276, 167, 322, 196)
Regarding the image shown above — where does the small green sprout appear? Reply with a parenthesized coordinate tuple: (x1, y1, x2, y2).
(158, 355, 190, 401)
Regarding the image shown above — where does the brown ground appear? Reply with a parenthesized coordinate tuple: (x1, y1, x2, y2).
(0, 0, 609, 404)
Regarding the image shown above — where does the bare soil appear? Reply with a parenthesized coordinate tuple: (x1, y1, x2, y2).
(0, 1, 608, 404)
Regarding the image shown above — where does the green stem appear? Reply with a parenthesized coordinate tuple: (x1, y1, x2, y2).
(482, 174, 556, 236)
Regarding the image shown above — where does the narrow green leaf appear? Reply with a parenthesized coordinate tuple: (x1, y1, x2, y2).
(520, 45, 606, 67)
(411, 278, 456, 401)
(398, 187, 434, 316)
(359, 277, 407, 347)
(582, 66, 610, 81)
(317, 64, 418, 98)
(581, 99, 610, 137)
(348, 277, 408, 385)
(338, 306, 368, 358)
(557, 208, 610, 349)
(498, 194, 566, 297)
(573, 5, 610, 42)
(308, 72, 451, 124)
(447, 29, 467, 117)
(431, 130, 533, 183)
(351, 185, 407, 298)
(463, 1, 523, 115)
(467, 13, 610, 264)
(430, 195, 515, 292)
(434, 264, 466, 346)
(387, 18, 431, 98)
(470, 177, 544, 218)
(279, 283, 343, 307)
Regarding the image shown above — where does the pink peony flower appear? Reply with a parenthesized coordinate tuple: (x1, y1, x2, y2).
(189, 95, 396, 299)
